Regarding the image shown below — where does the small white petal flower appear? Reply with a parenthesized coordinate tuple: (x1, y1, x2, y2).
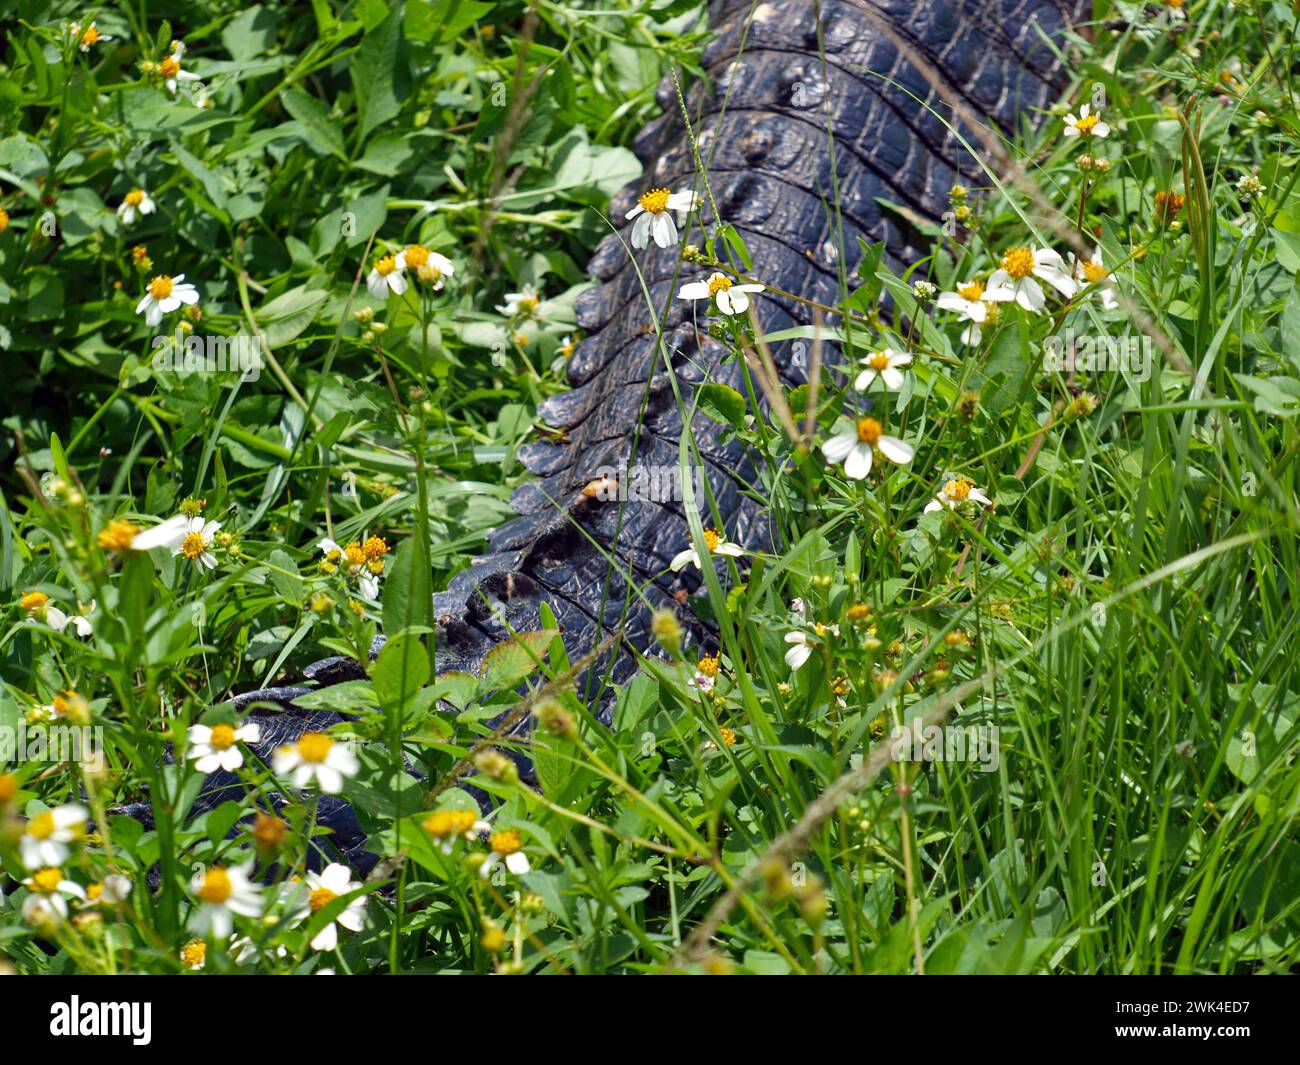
(108, 513, 191, 552)
(783, 622, 838, 671)
(272, 732, 358, 794)
(366, 253, 407, 300)
(20, 804, 89, 870)
(669, 526, 746, 572)
(1070, 247, 1120, 311)
(1062, 102, 1110, 140)
(496, 284, 541, 318)
(854, 347, 913, 391)
(820, 417, 914, 480)
(480, 829, 531, 879)
(116, 188, 156, 225)
(923, 476, 993, 514)
(677, 272, 765, 316)
(983, 246, 1075, 313)
(189, 863, 263, 939)
(302, 863, 367, 952)
(395, 245, 455, 290)
(135, 273, 200, 327)
(21, 868, 86, 921)
(70, 22, 113, 51)
(625, 187, 700, 248)
(171, 516, 222, 571)
(187, 720, 261, 774)
(936, 280, 994, 345)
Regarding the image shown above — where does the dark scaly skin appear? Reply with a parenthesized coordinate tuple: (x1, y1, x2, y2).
(160, 1, 1084, 871)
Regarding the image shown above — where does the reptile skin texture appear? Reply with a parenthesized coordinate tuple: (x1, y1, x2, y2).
(144, 0, 1087, 872)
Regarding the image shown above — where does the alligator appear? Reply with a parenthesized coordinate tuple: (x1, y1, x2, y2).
(138, 0, 1086, 872)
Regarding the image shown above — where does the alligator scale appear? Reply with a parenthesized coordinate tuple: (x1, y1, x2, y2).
(166, 0, 1085, 870)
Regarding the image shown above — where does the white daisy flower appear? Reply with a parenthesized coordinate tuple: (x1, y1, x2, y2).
(1063, 102, 1110, 140)
(70, 22, 113, 51)
(87, 874, 133, 906)
(171, 516, 222, 571)
(1071, 247, 1119, 311)
(302, 863, 367, 952)
(187, 720, 261, 774)
(366, 253, 407, 300)
(395, 245, 454, 290)
(784, 622, 838, 671)
(923, 476, 993, 514)
(854, 347, 913, 390)
(20, 804, 89, 869)
(422, 809, 491, 855)
(45, 602, 95, 638)
(97, 513, 191, 554)
(678, 272, 765, 316)
(936, 280, 993, 345)
(688, 653, 721, 693)
(496, 284, 541, 318)
(669, 526, 746, 572)
(135, 274, 200, 327)
(21, 868, 86, 921)
(189, 863, 263, 939)
(821, 417, 915, 480)
(550, 334, 578, 374)
(318, 537, 384, 600)
(982, 246, 1076, 313)
(116, 188, 156, 225)
(272, 731, 358, 795)
(160, 43, 200, 95)
(625, 187, 700, 249)
(479, 829, 531, 879)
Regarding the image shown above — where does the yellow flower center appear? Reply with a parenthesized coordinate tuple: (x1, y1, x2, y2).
(98, 519, 140, 552)
(1001, 247, 1035, 280)
(27, 811, 56, 839)
(489, 829, 522, 855)
(297, 732, 333, 764)
(702, 527, 722, 551)
(149, 275, 174, 300)
(719, 727, 737, 747)
(697, 653, 720, 678)
(403, 245, 430, 268)
(637, 188, 671, 214)
(180, 531, 207, 560)
(32, 868, 64, 894)
(518, 296, 538, 314)
(51, 695, 70, 717)
(374, 254, 398, 277)
(132, 245, 149, 264)
(309, 887, 338, 914)
(159, 57, 180, 78)
(20, 590, 49, 613)
(0, 208, 9, 232)
(87, 882, 104, 901)
(198, 868, 232, 904)
(424, 809, 478, 839)
(180, 941, 206, 967)
(1073, 113, 1100, 134)
(209, 724, 236, 750)
(945, 478, 974, 501)
(1082, 261, 1108, 284)
(868, 352, 892, 371)
(856, 417, 882, 445)
(0, 773, 17, 803)
(957, 281, 985, 302)
(707, 274, 733, 295)
(125, 188, 144, 206)
(363, 535, 388, 561)
(344, 542, 366, 567)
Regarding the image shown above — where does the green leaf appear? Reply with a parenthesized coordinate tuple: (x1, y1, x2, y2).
(695, 383, 746, 427)
(479, 630, 558, 693)
(353, 10, 409, 141)
(256, 287, 328, 348)
(266, 548, 302, 607)
(280, 88, 347, 160)
(373, 634, 430, 711)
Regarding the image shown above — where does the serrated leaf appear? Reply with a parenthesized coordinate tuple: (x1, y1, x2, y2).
(479, 630, 558, 692)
